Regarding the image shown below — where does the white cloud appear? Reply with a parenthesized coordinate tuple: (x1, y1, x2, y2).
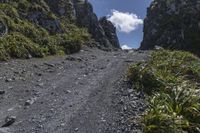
(121, 45, 132, 50)
(107, 10, 143, 33)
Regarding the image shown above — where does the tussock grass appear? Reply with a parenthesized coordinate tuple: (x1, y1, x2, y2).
(127, 50, 200, 133)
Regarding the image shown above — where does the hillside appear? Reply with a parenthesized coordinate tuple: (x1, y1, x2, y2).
(0, 0, 120, 60)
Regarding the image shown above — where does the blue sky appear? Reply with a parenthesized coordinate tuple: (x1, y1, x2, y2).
(88, 0, 152, 49)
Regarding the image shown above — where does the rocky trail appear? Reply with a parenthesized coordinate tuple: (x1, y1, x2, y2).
(0, 47, 149, 133)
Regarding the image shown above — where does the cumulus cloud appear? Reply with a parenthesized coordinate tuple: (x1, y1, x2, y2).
(121, 45, 132, 50)
(107, 10, 143, 33)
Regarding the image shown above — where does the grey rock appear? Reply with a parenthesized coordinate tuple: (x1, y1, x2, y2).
(127, 89, 134, 94)
(154, 45, 164, 50)
(2, 116, 16, 127)
(99, 17, 121, 49)
(25, 97, 37, 106)
(66, 56, 82, 62)
(44, 63, 55, 67)
(74, 128, 79, 131)
(0, 90, 5, 95)
(5, 78, 12, 83)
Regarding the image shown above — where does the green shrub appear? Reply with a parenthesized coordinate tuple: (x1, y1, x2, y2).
(0, 33, 44, 59)
(0, 0, 91, 61)
(127, 50, 200, 132)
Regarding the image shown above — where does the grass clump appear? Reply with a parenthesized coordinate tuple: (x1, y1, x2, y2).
(127, 50, 200, 133)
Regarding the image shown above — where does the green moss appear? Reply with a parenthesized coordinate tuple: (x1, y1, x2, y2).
(127, 50, 200, 132)
(0, 4, 19, 18)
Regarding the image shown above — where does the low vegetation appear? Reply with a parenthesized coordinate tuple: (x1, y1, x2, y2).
(0, 2, 91, 61)
(127, 50, 200, 133)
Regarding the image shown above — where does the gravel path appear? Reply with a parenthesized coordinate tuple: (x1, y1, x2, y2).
(0, 47, 149, 133)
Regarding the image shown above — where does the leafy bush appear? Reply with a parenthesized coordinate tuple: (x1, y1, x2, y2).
(127, 50, 200, 132)
(0, 33, 44, 59)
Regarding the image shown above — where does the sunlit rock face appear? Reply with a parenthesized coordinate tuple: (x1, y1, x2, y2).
(141, 0, 200, 55)
(73, 0, 115, 49)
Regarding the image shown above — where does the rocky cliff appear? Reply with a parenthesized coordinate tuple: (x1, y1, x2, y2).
(73, 0, 120, 49)
(140, 0, 200, 55)
(0, 0, 120, 60)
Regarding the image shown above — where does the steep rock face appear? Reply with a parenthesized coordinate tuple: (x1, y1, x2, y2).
(141, 0, 200, 55)
(99, 17, 120, 49)
(73, 0, 120, 49)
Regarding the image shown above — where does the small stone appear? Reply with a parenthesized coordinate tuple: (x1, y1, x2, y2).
(33, 64, 39, 68)
(26, 54, 32, 59)
(74, 128, 79, 131)
(5, 78, 12, 82)
(44, 63, 55, 67)
(123, 106, 127, 111)
(36, 73, 42, 76)
(118, 99, 124, 104)
(127, 89, 134, 93)
(60, 123, 65, 127)
(8, 86, 13, 89)
(64, 90, 71, 94)
(66, 56, 76, 61)
(37, 83, 44, 87)
(154, 45, 164, 50)
(66, 56, 82, 62)
(2, 116, 16, 127)
(0, 90, 5, 95)
(25, 98, 36, 106)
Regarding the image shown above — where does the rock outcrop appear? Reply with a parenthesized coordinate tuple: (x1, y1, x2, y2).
(99, 17, 120, 49)
(73, 0, 120, 49)
(141, 0, 200, 55)
(0, 0, 120, 49)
